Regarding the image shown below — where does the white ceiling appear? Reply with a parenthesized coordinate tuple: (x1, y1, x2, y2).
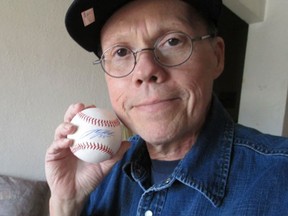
(223, 0, 267, 24)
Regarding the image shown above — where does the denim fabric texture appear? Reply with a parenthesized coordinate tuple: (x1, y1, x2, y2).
(82, 96, 288, 216)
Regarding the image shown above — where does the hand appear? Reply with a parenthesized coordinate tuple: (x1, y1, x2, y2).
(45, 103, 130, 215)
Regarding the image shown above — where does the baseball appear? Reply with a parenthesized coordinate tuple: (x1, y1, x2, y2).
(68, 107, 122, 163)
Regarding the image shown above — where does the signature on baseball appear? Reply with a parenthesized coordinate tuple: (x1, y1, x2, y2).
(79, 129, 115, 139)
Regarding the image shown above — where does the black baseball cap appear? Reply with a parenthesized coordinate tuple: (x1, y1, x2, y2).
(65, 0, 222, 57)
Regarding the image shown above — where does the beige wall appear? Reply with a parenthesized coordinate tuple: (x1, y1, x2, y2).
(0, 0, 111, 180)
(0, 0, 287, 181)
(236, 0, 288, 136)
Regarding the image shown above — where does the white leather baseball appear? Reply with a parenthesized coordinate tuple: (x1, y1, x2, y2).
(68, 107, 122, 163)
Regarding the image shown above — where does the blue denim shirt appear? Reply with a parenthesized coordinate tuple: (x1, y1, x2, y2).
(82, 97, 288, 216)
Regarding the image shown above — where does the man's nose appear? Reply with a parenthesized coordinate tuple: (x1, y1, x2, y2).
(132, 49, 168, 86)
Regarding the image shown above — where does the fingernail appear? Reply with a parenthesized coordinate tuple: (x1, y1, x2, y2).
(66, 138, 74, 147)
(64, 124, 72, 131)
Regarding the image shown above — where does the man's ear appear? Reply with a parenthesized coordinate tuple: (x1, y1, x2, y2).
(212, 36, 225, 79)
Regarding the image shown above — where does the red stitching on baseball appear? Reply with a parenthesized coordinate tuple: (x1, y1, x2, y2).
(77, 112, 120, 127)
(71, 142, 114, 157)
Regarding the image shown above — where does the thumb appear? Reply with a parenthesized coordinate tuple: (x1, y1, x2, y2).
(100, 141, 131, 172)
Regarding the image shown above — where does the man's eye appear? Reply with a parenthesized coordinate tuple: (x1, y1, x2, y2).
(158, 34, 186, 49)
(167, 38, 180, 46)
(115, 48, 130, 57)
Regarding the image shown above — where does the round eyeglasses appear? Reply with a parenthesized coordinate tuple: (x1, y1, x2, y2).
(93, 31, 214, 78)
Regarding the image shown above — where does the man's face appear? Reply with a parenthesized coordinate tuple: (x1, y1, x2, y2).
(100, 0, 224, 146)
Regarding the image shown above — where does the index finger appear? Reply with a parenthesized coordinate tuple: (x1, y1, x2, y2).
(64, 103, 85, 122)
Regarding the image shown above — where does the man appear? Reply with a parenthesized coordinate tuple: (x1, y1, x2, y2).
(45, 0, 288, 215)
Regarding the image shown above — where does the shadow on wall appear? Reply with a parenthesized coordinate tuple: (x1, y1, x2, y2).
(214, 5, 249, 123)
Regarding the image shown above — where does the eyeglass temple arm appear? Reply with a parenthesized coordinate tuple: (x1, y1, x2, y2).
(192, 34, 216, 42)
(93, 59, 102, 65)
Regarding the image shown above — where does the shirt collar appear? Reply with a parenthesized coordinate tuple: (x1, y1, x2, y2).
(174, 96, 234, 207)
(123, 96, 234, 207)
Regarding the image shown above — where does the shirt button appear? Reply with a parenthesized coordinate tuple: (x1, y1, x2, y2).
(145, 210, 153, 216)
